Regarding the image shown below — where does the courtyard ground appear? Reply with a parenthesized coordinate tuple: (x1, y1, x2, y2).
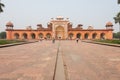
(0, 40, 120, 80)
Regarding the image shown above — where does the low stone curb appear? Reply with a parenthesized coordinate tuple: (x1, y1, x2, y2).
(0, 41, 38, 48)
(82, 40, 120, 47)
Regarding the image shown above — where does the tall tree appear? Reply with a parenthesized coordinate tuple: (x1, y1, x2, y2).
(0, 0, 5, 13)
(113, 32, 120, 39)
(0, 32, 6, 39)
(114, 12, 120, 39)
(118, 0, 120, 4)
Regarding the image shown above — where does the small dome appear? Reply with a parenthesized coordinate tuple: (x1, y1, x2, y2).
(37, 24, 42, 27)
(37, 24, 43, 29)
(88, 26, 94, 29)
(6, 21, 14, 27)
(76, 24, 83, 29)
(78, 24, 83, 26)
(68, 22, 72, 25)
(106, 22, 113, 27)
(56, 16, 64, 20)
(26, 26, 32, 30)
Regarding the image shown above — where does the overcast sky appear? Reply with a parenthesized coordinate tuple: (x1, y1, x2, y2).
(0, 0, 120, 32)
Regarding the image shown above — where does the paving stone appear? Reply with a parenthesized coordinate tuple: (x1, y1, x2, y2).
(61, 40, 120, 80)
(0, 40, 120, 80)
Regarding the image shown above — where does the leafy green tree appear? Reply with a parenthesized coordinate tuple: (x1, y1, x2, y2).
(113, 33, 117, 38)
(118, 0, 120, 4)
(113, 32, 120, 39)
(0, 32, 6, 39)
(0, 0, 5, 13)
(117, 32, 120, 39)
(114, 12, 120, 39)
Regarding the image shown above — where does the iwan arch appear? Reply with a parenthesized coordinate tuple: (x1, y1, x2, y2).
(6, 17, 113, 40)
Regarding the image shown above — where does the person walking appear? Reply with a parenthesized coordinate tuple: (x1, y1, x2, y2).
(52, 38, 55, 43)
(76, 38, 79, 43)
(39, 38, 42, 42)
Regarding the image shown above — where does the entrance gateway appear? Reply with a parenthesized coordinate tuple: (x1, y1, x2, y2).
(52, 16, 69, 39)
(55, 26, 65, 39)
(6, 16, 113, 40)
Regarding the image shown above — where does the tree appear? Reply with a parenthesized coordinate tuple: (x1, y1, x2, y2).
(113, 33, 117, 38)
(117, 32, 120, 39)
(118, 0, 120, 4)
(114, 12, 120, 39)
(113, 32, 120, 39)
(0, 0, 5, 13)
(0, 31, 6, 39)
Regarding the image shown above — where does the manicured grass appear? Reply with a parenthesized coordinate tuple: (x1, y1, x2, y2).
(94, 40, 120, 44)
(0, 40, 26, 45)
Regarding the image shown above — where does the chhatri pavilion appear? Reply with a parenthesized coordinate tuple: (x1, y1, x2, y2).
(6, 16, 113, 40)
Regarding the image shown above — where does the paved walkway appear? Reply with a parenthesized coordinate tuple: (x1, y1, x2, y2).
(0, 40, 120, 80)
(61, 40, 120, 80)
(0, 41, 58, 80)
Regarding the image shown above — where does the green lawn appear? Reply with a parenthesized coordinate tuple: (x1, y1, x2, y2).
(0, 40, 26, 45)
(94, 40, 120, 44)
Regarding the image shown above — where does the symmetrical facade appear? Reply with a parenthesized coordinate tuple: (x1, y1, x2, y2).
(6, 17, 113, 40)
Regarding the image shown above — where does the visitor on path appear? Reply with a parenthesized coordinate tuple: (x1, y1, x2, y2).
(76, 38, 79, 43)
(52, 38, 55, 43)
(39, 38, 42, 42)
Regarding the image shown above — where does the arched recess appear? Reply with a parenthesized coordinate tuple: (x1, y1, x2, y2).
(100, 33, 105, 39)
(92, 33, 97, 39)
(22, 33, 28, 39)
(69, 33, 74, 39)
(38, 33, 43, 39)
(31, 33, 36, 39)
(55, 26, 64, 39)
(76, 33, 81, 39)
(46, 33, 52, 39)
(14, 33, 19, 39)
(84, 33, 89, 39)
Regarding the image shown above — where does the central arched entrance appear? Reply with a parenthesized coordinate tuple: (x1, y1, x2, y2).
(55, 26, 65, 39)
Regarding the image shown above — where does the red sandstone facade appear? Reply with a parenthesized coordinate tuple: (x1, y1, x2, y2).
(6, 17, 113, 40)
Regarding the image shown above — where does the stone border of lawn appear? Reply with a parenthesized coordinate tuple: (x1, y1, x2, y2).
(0, 41, 38, 48)
(82, 40, 120, 47)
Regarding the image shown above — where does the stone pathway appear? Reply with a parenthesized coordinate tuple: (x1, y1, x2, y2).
(61, 40, 120, 80)
(0, 41, 58, 80)
(0, 40, 120, 80)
